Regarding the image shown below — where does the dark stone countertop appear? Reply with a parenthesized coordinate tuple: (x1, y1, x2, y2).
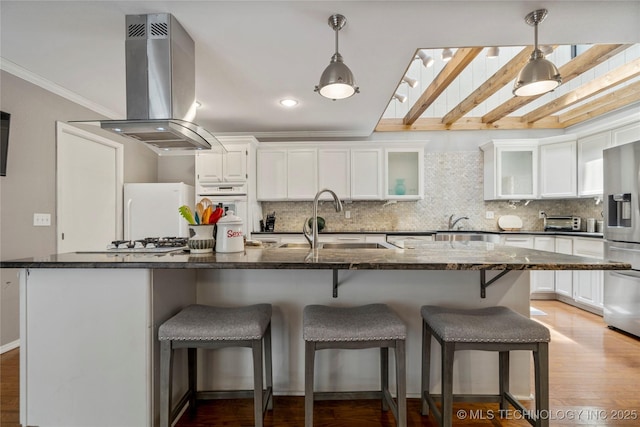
(252, 230, 604, 239)
(0, 241, 628, 271)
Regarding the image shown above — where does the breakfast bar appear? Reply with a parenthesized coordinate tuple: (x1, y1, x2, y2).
(2, 242, 629, 427)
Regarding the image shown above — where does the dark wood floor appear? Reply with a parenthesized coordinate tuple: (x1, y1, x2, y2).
(2, 301, 639, 426)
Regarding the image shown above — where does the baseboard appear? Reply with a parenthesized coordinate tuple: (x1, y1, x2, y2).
(555, 295, 603, 316)
(0, 339, 20, 354)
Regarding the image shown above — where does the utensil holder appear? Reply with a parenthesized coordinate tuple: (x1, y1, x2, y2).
(188, 224, 215, 253)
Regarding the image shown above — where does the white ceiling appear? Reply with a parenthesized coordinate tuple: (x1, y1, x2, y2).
(1, 1, 639, 139)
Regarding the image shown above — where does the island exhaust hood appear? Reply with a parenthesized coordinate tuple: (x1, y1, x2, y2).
(99, 13, 221, 152)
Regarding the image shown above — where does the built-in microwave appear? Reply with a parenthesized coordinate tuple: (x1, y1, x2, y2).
(197, 182, 247, 196)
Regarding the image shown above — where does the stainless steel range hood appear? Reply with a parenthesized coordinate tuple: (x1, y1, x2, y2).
(99, 13, 221, 152)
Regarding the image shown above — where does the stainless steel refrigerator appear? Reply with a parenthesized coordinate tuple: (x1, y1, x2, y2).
(603, 140, 640, 337)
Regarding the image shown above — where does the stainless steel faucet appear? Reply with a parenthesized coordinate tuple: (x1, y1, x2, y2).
(448, 214, 469, 230)
(303, 188, 343, 250)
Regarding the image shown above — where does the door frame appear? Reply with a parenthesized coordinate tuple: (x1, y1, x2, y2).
(56, 122, 124, 252)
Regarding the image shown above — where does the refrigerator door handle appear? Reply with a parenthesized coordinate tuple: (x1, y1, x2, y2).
(609, 246, 640, 254)
(610, 270, 640, 280)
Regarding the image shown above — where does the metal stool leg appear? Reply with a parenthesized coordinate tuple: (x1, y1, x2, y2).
(305, 340, 316, 427)
(381, 347, 389, 411)
(264, 322, 273, 411)
(441, 342, 455, 427)
(421, 320, 432, 415)
(252, 339, 264, 427)
(499, 351, 510, 412)
(159, 340, 173, 427)
(395, 339, 407, 427)
(535, 342, 550, 427)
(188, 347, 197, 416)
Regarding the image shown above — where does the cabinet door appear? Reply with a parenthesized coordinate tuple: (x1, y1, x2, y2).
(497, 146, 538, 199)
(554, 237, 574, 297)
(501, 236, 533, 248)
(351, 149, 383, 200)
(257, 150, 287, 200)
(531, 236, 556, 293)
(318, 149, 350, 200)
(573, 238, 604, 308)
(287, 149, 317, 200)
(385, 148, 423, 200)
(612, 122, 640, 146)
(223, 148, 247, 182)
(196, 152, 224, 182)
(577, 131, 611, 196)
(540, 140, 577, 198)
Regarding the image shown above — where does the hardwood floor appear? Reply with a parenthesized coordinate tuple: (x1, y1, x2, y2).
(1, 301, 639, 426)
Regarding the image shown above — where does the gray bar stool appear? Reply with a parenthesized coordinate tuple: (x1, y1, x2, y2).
(303, 304, 407, 427)
(420, 305, 550, 427)
(158, 304, 273, 427)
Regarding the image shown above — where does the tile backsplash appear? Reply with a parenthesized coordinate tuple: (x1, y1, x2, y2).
(261, 151, 604, 233)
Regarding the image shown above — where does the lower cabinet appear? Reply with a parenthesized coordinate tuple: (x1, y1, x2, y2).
(572, 238, 605, 309)
(554, 237, 574, 298)
(531, 236, 555, 294)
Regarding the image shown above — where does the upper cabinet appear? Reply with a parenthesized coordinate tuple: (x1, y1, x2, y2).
(612, 122, 640, 146)
(539, 136, 577, 198)
(351, 148, 383, 200)
(385, 148, 424, 200)
(577, 131, 611, 196)
(196, 146, 247, 183)
(481, 140, 538, 200)
(256, 142, 424, 201)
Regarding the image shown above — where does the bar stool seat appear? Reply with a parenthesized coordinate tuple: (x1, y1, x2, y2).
(158, 304, 273, 427)
(304, 304, 407, 427)
(420, 305, 550, 427)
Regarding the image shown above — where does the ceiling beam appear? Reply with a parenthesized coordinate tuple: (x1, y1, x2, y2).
(376, 116, 563, 132)
(481, 44, 632, 123)
(403, 47, 483, 125)
(441, 46, 532, 126)
(522, 57, 640, 123)
(559, 81, 640, 127)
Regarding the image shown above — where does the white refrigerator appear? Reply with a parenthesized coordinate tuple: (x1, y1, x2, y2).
(124, 183, 195, 240)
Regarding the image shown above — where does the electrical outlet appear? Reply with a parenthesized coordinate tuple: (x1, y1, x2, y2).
(33, 213, 51, 226)
(485, 211, 494, 219)
(345, 210, 351, 219)
(539, 211, 546, 219)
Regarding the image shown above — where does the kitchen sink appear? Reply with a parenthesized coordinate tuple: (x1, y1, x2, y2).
(276, 242, 394, 249)
(434, 232, 500, 243)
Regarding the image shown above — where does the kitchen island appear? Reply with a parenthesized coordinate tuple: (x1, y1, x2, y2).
(1, 242, 629, 427)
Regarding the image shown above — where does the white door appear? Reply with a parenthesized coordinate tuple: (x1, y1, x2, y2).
(57, 122, 123, 252)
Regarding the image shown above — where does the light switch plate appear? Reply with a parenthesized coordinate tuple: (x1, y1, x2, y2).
(33, 213, 51, 226)
(485, 211, 494, 219)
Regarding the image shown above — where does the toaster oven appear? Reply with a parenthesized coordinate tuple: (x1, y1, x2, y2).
(544, 216, 581, 231)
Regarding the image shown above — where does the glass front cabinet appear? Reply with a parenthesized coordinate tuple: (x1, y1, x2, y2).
(481, 140, 538, 200)
(384, 148, 424, 200)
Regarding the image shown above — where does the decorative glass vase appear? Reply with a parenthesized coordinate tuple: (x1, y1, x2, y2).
(188, 224, 215, 254)
(394, 178, 406, 195)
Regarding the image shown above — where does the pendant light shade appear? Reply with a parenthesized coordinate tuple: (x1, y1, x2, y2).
(315, 14, 359, 100)
(513, 9, 561, 96)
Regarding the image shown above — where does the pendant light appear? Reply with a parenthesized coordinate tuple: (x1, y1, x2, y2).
(315, 14, 359, 100)
(513, 9, 562, 96)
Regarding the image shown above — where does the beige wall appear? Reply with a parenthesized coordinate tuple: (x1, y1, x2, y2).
(0, 71, 158, 348)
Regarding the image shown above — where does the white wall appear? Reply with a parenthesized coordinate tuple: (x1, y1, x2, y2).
(0, 71, 158, 349)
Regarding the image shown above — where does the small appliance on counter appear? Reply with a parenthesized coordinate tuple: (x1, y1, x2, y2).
(543, 216, 581, 231)
(261, 212, 276, 232)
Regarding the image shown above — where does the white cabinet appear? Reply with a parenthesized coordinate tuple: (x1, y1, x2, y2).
(577, 131, 611, 196)
(196, 147, 247, 183)
(257, 149, 287, 200)
(539, 137, 577, 198)
(351, 148, 383, 200)
(554, 237, 574, 297)
(384, 148, 424, 200)
(572, 238, 605, 309)
(501, 235, 533, 248)
(531, 236, 556, 294)
(481, 140, 538, 200)
(287, 149, 317, 200)
(612, 121, 640, 146)
(318, 149, 350, 200)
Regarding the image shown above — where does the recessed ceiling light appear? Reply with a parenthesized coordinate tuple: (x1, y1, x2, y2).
(279, 99, 299, 107)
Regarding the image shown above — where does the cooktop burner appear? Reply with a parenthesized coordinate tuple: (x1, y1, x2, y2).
(108, 237, 188, 250)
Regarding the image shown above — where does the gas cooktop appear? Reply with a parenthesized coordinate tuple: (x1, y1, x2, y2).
(78, 237, 189, 254)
